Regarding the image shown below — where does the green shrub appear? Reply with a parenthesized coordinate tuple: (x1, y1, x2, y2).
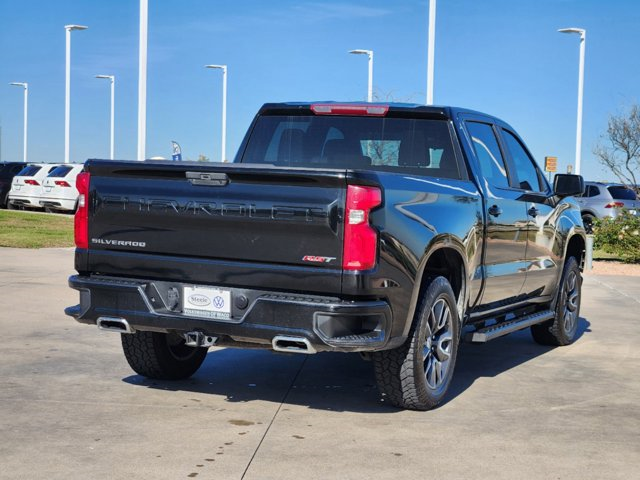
(592, 210, 640, 263)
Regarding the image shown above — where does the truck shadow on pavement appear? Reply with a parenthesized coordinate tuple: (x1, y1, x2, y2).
(122, 317, 590, 413)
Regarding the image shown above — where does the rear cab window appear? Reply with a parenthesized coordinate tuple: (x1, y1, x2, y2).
(240, 114, 462, 179)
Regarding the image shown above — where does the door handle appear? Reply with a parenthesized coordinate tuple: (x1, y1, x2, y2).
(528, 206, 539, 218)
(488, 205, 502, 217)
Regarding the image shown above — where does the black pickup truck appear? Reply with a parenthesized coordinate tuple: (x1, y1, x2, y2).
(66, 102, 586, 410)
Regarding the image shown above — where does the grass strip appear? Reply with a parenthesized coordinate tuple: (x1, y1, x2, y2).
(0, 210, 74, 248)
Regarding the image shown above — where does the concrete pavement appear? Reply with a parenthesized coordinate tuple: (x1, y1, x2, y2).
(0, 247, 638, 479)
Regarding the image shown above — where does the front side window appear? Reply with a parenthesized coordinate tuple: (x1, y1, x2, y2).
(465, 122, 509, 189)
(241, 115, 461, 179)
(502, 130, 543, 192)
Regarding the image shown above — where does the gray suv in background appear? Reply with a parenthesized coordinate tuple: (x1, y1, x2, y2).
(576, 182, 639, 232)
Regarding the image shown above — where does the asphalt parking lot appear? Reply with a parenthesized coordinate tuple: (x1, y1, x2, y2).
(1, 247, 639, 480)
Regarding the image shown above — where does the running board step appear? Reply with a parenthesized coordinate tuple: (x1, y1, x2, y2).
(466, 310, 555, 343)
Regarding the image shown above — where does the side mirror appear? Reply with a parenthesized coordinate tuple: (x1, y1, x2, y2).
(554, 174, 584, 197)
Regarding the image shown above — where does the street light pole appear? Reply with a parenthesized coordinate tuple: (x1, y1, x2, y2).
(349, 49, 374, 102)
(95, 75, 115, 160)
(559, 27, 586, 175)
(426, 0, 437, 105)
(9, 82, 28, 162)
(64, 24, 88, 164)
(138, 0, 148, 161)
(205, 65, 227, 162)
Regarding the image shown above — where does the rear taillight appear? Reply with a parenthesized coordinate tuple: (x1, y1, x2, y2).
(343, 185, 382, 270)
(55, 180, 71, 187)
(604, 202, 624, 208)
(74, 172, 90, 249)
(24, 179, 40, 186)
(311, 104, 389, 116)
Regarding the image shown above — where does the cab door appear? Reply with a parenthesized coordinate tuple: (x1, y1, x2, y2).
(463, 121, 529, 305)
(498, 127, 560, 301)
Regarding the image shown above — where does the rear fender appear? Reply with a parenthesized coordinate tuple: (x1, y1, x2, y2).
(401, 235, 469, 339)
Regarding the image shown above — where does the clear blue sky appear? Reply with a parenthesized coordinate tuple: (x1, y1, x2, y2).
(1, 0, 639, 181)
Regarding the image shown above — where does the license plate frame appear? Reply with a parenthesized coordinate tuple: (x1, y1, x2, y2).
(182, 285, 231, 320)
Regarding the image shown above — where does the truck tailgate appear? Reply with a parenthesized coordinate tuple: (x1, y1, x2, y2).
(84, 161, 346, 293)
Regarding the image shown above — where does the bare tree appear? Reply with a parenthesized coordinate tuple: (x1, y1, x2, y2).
(593, 104, 640, 189)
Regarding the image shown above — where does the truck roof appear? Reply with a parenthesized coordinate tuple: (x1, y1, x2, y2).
(258, 101, 505, 124)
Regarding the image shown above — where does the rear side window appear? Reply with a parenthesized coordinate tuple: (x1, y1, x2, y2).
(608, 186, 637, 200)
(465, 122, 510, 189)
(501, 129, 543, 192)
(241, 115, 461, 179)
(584, 185, 600, 198)
(47, 166, 73, 178)
(16, 166, 41, 177)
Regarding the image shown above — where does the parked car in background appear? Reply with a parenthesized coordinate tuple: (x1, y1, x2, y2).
(39, 164, 84, 212)
(0, 162, 27, 208)
(7, 163, 60, 210)
(576, 181, 639, 233)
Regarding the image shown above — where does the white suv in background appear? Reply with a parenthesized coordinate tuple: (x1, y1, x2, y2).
(7, 164, 60, 210)
(39, 164, 84, 212)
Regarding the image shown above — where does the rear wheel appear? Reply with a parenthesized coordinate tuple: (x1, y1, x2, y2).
(531, 256, 581, 346)
(121, 331, 208, 380)
(373, 276, 460, 410)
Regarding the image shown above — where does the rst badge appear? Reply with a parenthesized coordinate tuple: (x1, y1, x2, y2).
(302, 255, 336, 264)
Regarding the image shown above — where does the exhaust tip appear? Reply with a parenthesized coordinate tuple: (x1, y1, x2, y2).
(272, 335, 316, 354)
(97, 316, 135, 334)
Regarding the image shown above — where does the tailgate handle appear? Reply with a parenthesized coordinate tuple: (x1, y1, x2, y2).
(186, 171, 229, 186)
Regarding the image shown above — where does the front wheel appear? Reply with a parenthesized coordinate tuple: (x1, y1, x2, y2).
(373, 276, 460, 410)
(121, 331, 208, 380)
(531, 256, 582, 346)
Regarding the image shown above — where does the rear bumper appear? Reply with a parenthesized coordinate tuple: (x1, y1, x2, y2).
(8, 195, 41, 207)
(39, 198, 76, 210)
(66, 274, 401, 353)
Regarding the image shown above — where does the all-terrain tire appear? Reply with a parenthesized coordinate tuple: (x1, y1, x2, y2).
(121, 331, 208, 380)
(372, 276, 460, 411)
(531, 256, 582, 346)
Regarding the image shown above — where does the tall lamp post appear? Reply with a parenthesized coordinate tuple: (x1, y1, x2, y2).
(9, 82, 28, 162)
(349, 49, 373, 102)
(558, 27, 586, 175)
(138, 0, 148, 161)
(95, 75, 115, 160)
(426, 0, 437, 105)
(205, 65, 227, 162)
(64, 24, 88, 164)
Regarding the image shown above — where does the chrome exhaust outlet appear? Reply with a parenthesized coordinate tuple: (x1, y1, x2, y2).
(272, 335, 316, 354)
(97, 316, 135, 334)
